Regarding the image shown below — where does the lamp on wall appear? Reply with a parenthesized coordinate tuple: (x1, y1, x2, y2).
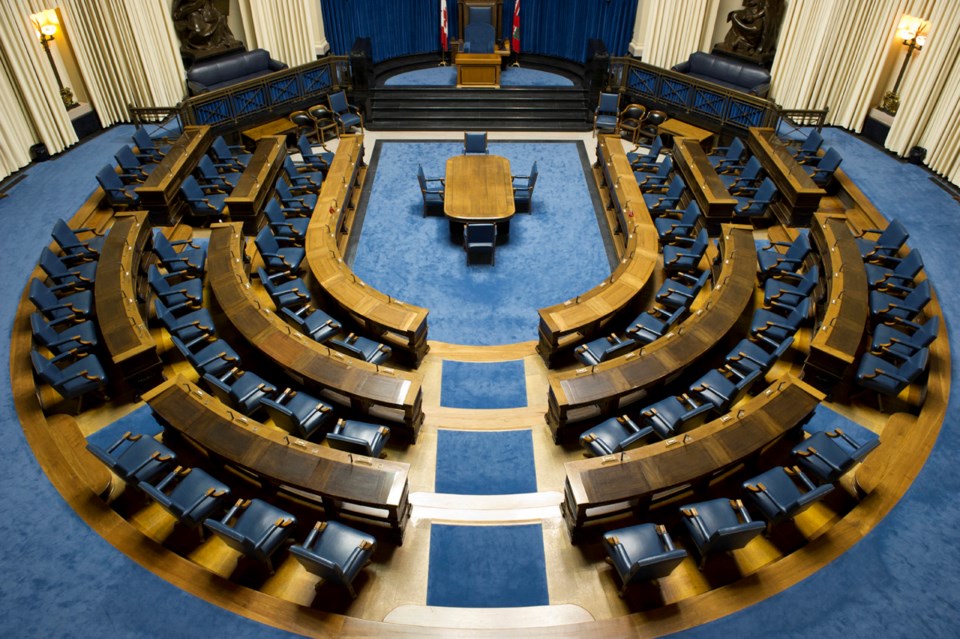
(32, 12, 79, 110)
(879, 15, 928, 116)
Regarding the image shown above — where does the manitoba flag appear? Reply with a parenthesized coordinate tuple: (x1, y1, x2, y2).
(440, 0, 448, 51)
(511, 0, 520, 53)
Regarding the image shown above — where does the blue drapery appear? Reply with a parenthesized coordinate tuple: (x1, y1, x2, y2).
(321, 0, 635, 64)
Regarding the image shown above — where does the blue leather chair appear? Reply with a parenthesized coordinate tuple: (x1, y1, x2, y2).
(802, 147, 842, 185)
(260, 387, 334, 440)
(290, 520, 377, 598)
(29, 278, 94, 326)
(865, 249, 923, 289)
(132, 127, 170, 161)
(148, 264, 203, 310)
(743, 465, 834, 529)
(575, 333, 642, 366)
(297, 135, 334, 172)
(579, 414, 653, 457)
(654, 201, 700, 244)
(258, 268, 312, 310)
(51, 218, 106, 262)
(788, 129, 824, 161)
(329, 333, 391, 364)
(643, 175, 686, 215)
(690, 362, 762, 412)
(628, 136, 664, 167)
(663, 227, 708, 273)
(154, 300, 215, 343)
(593, 92, 620, 136)
(856, 347, 929, 396)
(417, 164, 445, 217)
(114, 144, 156, 182)
(326, 418, 390, 457)
(275, 178, 317, 215)
(152, 233, 207, 277)
(763, 266, 818, 308)
(464, 223, 496, 265)
(655, 269, 710, 310)
(170, 334, 241, 378)
(202, 368, 276, 416)
(750, 298, 810, 350)
(204, 498, 296, 572)
(725, 336, 793, 373)
(210, 136, 251, 170)
(180, 175, 227, 220)
(38, 247, 97, 289)
(757, 234, 811, 280)
(96, 164, 140, 208)
(640, 392, 713, 439)
(31, 312, 98, 355)
(720, 156, 763, 191)
(512, 161, 539, 213)
(139, 466, 231, 530)
(603, 523, 687, 595)
(636, 156, 674, 191)
(280, 305, 341, 343)
(680, 498, 765, 567)
(626, 305, 686, 344)
(86, 430, 176, 485)
(463, 132, 488, 154)
(31, 349, 108, 402)
(328, 90, 363, 133)
(283, 156, 324, 193)
(255, 226, 306, 274)
(792, 428, 880, 483)
(264, 199, 309, 243)
(870, 315, 938, 361)
(855, 219, 908, 262)
(463, 21, 496, 53)
(196, 155, 240, 190)
(869, 279, 930, 322)
(733, 177, 777, 217)
(708, 137, 746, 169)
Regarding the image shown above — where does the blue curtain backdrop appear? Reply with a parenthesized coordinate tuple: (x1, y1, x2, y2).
(518, 0, 635, 62)
(320, 0, 440, 63)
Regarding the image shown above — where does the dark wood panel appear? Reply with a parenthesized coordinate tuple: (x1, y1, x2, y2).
(747, 127, 825, 227)
(136, 125, 213, 225)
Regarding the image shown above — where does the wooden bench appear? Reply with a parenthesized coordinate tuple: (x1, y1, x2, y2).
(224, 134, 286, 234)
(208, 223, 425, 440)
(144, 376, 411, 543)
(136, 125, 213, 226)
(747, 127, 826, 227)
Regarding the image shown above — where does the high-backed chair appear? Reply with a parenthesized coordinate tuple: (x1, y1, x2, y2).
(788, 129, 824, 162)
(264, 199, 309, 243)
(85, 430, 176, 486)
(868, 279, 930, 322)
(152, 233, 206, 278)
(750, 298, 810, 350)
(132, 127, 170, 161)
(196, 155, 240, 190)
(603, 523, 687, 595)
(139, 466, 231, 530)
(654, 201, 700, 244)
(708, 137, 746, 169)
(180, 175, 227, 221)
(662, 227, 708, 273)
(802, 147, 842, 185)
(31, 312, 98, 356)
(325, 418, 390, 457)
(29, 278, 94, 326)
(855, 219, 908, 262)
(258, 268, 312, 310)
(855, 347, 929, 396)
(202, 368, 276, 416)
(733, 177, 777, 217)
(593, 92, 620, 136)
(417, 164, 445, 216)
(870, 315, 938, 362)
(210, 136, 251, 170)
(626, 305, 686, 344)
(725, 336, 794, 373)
(283, 156, 324, 192)
(579, 414, 653, 457)
(329, 333, 391, 364)
(640, 392, 713, 439)
(464, 223, 496, 265)
(643, 175, 686, 215)
(154, 299, 215, 344)
(280, 305, 341, 343)
(204, 498, 296, 571)
(96, 164, 140, 209)
(792, 428, 880, 483)
(328, 90, 363, 133)
(636, 156, 674, 191)
(275, 178, 317, 215)
(38, 247, 97, 289)
(865, 249, 923, 290)
(763, 266, 819, 308)
(628, 136, 664, 169)
(463, 131, 488, 154)
(575, 333, 642, 366)
(689, 362, 762, 412)
(679, 498, 766, 567)
(290, 520, 377, 598)
(260, 388, 334, 440)
(297, 135, 334, 172)
(289, 110, 318, 142)
(463, 21, 496, 53)
(148, 264, 203, 310)
(757, 234, 811, 280)
(617, 104, 647, 146)
(721, 156, 764, 192)
(512, 161, 539, 213)
(655, 269, 710, 310)
(170, 334, 241, 378)
(114, 144, 157, 182)
(743, 465, 834, 529)
(51, 218, 106, 262)
(306, 104, 339, 146)
(31, 349, 108, 402)
(255, 226, 306, 274)
(636, 109, 667, 144)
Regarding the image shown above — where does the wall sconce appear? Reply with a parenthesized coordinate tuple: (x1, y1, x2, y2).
(880, 15, 928, 115)
(31, 12, 79, 110)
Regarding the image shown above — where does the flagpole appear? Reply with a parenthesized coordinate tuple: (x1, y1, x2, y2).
(439, 0, 449, 66)
(511, 0, 521, 67)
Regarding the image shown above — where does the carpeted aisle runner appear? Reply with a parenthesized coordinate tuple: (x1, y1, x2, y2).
(434, 429, 537, 495)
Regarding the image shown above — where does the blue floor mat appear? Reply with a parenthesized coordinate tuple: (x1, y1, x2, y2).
(384, 66, 573, 87)
(435, 429, 537, 495)
(440, 360, 527, 408)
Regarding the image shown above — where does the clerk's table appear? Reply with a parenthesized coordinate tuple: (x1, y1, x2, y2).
(443, 154, 515, 243)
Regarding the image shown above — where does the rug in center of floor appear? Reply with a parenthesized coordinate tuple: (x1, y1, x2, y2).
(435, 429, 537, 495)
(440, 360, 527, 409)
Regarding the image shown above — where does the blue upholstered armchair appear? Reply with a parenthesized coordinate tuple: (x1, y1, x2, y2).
(802, 147, 843, 186)
(626, 305, 686, 345)
(148, 264, 203, 310)
(258, 268, 312, 310)
(654, 201, 701, 244)
(603, 523, 687, 595)
(290, 520, 377, 598)
(30, 312, 98, 356)
(579, 414, 653, 457)
(329, 90, 363, 134)
(512, 161, 538, 213)
(855, 219, 908, 262)
(283, 156, 324, 193)
(792, 428, 880, 483)
(720, 156, 764, 192)
(628, 136, 663, 168)
(139, 466, 231, 530)
(417, 164, 445, 217)
(725, 336, 793, 373)
(640, 392, 713, 440)
(180, 175, 228, 221)
(154, 300, 215, 344)
(733, 177, 777, 217)
(203, 498, 296, 572)
(260, 387, 334, 441)
(708, 137, 746, 169)
(264, 200, 309, 243)
(870, 315, 938, 362)
(280, 305, 340, 343)
(51, 218, 106, 262)
(690, 362, 762, 412)
(869, 279, 930, 323)
(655, 269, 710, 310)
(329, 332, 391, 364)
(196, 155, 239, 190)
(210, 136, 252, 170)
(463, 131, 488, 154)
(85, 430, 176, 485)
(31, 349, 108, 403)
(662, 227, 708, 273)
(855, 347, 929, 397)
(29, 278, 94, 326)
(152, 233, 207, 278)
(743, 465, 834, 529)
(575, 332, 642, 366)
(865, 249, 923, 290)
(114, 144, 156, 183)
(326, 418, 390, 458)
(275, 179, 317, 215)
(202, 368, 276, 416)
(757, 234, 811, 281)
(635, 156, 674, 191)
(464, 223, 497, 265)
(680, 498, 766, 567)
(593, 92, 620, 136)
(763, 266, 819, 308)
(132, 127, 170, 162)
(642, 175, 686, 215)
(255, 226, 306, 274)
(38, 247, 97, 290)
(96, 164, 140, 209)
(750, 298, 810, 350)
(170, 334, 241, 378)
(297, 135, 334, 172)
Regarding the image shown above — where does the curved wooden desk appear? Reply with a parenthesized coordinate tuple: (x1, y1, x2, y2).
(546, 224, 757, 440)
(305, 134, 430, 365)
(93, 211, 162, 394)
(561, 376, 825, 539)
(143, 376, 411, 542)
(208, 223, 424, 440)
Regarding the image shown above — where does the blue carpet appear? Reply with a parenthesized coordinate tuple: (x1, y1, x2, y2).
(85, 404, 164, 450)
(351, 140, 611, 345)
(435, 429, 537, 495)
(427, 524, 549, 607)
(384, 66, 573, 87)
(440, 360, 527, 408)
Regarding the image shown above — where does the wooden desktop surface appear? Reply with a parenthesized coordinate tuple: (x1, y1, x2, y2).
(136, 125, 212, 223)
(672, 137, 738, 223)
(658, 119, 714, 150)
(224, 134, 286, 230)
(444, 154, 515, 222)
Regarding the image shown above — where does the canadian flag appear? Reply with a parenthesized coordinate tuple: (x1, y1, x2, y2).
(511, 0, 520, 53)
(440, 0, 448, 51)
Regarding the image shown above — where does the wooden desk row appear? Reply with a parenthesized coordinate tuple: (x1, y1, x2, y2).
(223, 134, 287, 234)
(546, 225, 757, 440)
(305, 134, 430, 366)
(747, 127, 826, 227)
(561, 376, 825, 539)
(93, 211, 163, 394)
(136, 125, 212, 226)
(672, 137, 739, 227)
(536, 135, 660, 367)
(143, 376, 411, 542)
(208, 223, 425, 441)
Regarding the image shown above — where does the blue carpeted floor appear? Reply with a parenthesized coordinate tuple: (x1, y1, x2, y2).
(427, 523, 549, 607)
(440, 360, 527, 408)
(350, 140, 611, 344)
(384, 66, 574, 87)
(435, 429, 537, 495)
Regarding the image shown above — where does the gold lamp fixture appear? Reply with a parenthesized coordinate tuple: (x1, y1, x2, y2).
(880, 15, 928, 116)
(32, 11, 79, 110)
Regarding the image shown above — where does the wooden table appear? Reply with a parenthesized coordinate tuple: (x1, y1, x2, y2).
(241, 118, 297, 147)
(224, 135, 286, 234)
(747, 127, 825, 227)
(444, 154, 515, 243)
(672, 137, 739, 228)
(658, 119, 715, 151)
